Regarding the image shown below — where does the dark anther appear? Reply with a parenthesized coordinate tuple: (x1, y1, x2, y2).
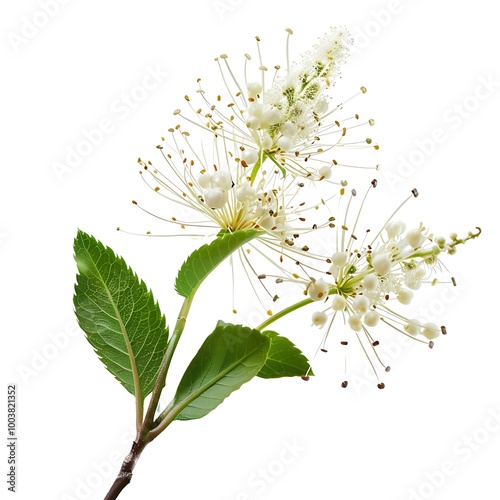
(372, 341, 380, 347)
(451, 277, 457, 287)
(441, 326, 447, 335)
(351, 189, 357, 196)
(411, 188, 419, 198)
(258, 274, 266, 280)
(385, 366, 391, 373)
(429, 341, 435, 349)
(321, 348, 328, 353)
(377, 383, 385, 389)
(341, 381, 348, 388)
(301, 376, 310, 381)
(371, 179, 378, 187)
(340, 341, 348, 346)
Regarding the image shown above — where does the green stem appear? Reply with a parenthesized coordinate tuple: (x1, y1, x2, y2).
(148, 398, 179, 439)
(140, 295, 194, 439)
(256, 296, 314, 331)
(249, 155, 264, 185)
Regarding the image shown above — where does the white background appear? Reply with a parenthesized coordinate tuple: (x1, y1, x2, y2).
(2, 1, 499, 499)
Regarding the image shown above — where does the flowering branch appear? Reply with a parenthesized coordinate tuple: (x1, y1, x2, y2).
(70, 27, 481, 499)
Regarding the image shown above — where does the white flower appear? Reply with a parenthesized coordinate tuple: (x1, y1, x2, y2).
(126, 128, 343, 315)
(331, 294, 347, 311)
(172, 28, 379, 183)
(299, 180, 481, 388)
(308, 278, 329, 301)
(134, 131, 313, 237)
(311, 311, 328, 328)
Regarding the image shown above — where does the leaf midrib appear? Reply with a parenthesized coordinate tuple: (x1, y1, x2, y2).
(174, 342, 266, 416)
(85, 248, 142, 402)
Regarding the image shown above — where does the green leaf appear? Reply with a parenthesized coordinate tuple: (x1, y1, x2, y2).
(175, 230, 258, 298)
(171, 323, 270, 421)
(257, 331, 312, 379)
(73, 230, 169, 400)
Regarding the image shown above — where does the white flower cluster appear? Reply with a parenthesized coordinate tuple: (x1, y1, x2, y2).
(298, 184, 481, 386)
(173, 27, 377, 183)
(262, 29, 350, 136)
(136, 136, 294, 238)
(127, 28, 480, 387)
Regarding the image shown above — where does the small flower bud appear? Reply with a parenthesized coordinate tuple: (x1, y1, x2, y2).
(262, 106, 283, 126)
(364, 310, 380, 327)
(242, 148, 258, 165)
(363, 274, 379, 291)
(312, 311, 328, 328)
(308, 278, 329, 301)
(210, 171, 232, 191)
(421, 322, 440, 340)
(397, 288, 414, 305)
(318, 166, 332, 179)
(404, 321, 420, 336)
(204, 188, 228, 209)
(331, 251, 348, 267)
(372, 253, 391, 276)
(406, 228, 425, 249)
(435, 236, 446, 248)
(385, 220, 406, 239)
(348, 314, 363, 332)
(246, 116, 261, 130)
(314, 99, 329, 115)
(197, 172, 212, 189)
(331, 294, 346, 311)
(353, 295, 370, 314)
(248, 102, 264, 119)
